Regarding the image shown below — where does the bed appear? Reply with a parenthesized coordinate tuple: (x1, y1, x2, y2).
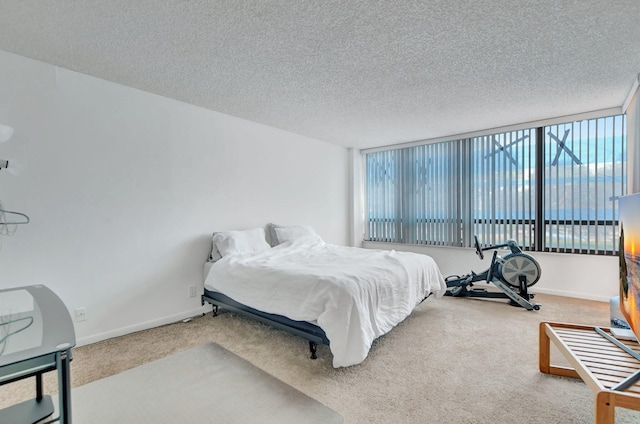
(202, 224, 446, 367)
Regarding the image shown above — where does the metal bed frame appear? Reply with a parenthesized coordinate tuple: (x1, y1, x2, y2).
(202, 289, 329, 359)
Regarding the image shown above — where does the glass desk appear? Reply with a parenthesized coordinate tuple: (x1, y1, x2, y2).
(0, 285, 76, 424)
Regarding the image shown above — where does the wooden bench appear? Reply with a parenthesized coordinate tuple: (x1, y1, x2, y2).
(539, 321, 640, 423)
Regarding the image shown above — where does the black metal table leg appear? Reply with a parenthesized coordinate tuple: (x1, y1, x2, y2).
(60, 350, 72, 424)
(35, 372, 43, 402)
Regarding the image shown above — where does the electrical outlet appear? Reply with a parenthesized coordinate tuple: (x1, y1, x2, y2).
(75, 307, 87, 322)
(189, 286, 196, 298)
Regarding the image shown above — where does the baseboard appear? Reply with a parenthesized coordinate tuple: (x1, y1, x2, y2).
(532, 287, 611, 303)
(75, 289, 608, 347)
(76, 305, 210, 347)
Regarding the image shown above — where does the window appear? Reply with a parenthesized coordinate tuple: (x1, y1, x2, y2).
(543, 117, 626, 253)
(471, 128, 537, 249)
(365, 114, 627, 255)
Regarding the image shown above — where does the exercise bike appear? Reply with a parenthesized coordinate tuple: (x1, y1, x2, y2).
(445, 236, 542, 311)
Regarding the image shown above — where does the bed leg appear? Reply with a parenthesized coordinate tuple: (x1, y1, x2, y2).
(309, 341, 318, 360)
(212, 305, 219, 317)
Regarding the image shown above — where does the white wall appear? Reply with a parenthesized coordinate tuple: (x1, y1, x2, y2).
(626, 79, 640, 194)
(0, 51, 349, 345)
(363, 242, 618, 301)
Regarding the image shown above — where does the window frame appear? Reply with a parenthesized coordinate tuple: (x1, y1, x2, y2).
(362, 110, 627, 256)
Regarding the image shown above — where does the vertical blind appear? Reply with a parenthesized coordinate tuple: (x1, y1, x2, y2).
(472, 129, 537, 249)
(544, 115, 626, 253)
(366, 140, 461, 246)
(365, 114, 626, 254)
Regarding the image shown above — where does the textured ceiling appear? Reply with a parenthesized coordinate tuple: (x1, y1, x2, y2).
(0, 1, 639, 149)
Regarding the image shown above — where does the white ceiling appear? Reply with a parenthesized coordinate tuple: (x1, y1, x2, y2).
(0, 1, 639, 149)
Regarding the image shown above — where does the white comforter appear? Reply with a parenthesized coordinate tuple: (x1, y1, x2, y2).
(204, 235, 446, 367)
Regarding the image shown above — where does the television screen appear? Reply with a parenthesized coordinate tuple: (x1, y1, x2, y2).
(619, 193, 640, 340)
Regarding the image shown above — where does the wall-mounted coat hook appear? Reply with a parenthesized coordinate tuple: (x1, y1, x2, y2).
(0, 208, 30, 225)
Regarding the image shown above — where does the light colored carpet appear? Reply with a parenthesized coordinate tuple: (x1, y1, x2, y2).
(61, 342, 343, 424)
(4, 293, 640, 423)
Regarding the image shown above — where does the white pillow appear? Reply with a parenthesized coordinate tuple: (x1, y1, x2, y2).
(273, 225, 316, 244)
(213, 228, 270, 257)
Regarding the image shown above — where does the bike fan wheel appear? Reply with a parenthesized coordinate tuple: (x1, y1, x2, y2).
(498, 253, 541, 287)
